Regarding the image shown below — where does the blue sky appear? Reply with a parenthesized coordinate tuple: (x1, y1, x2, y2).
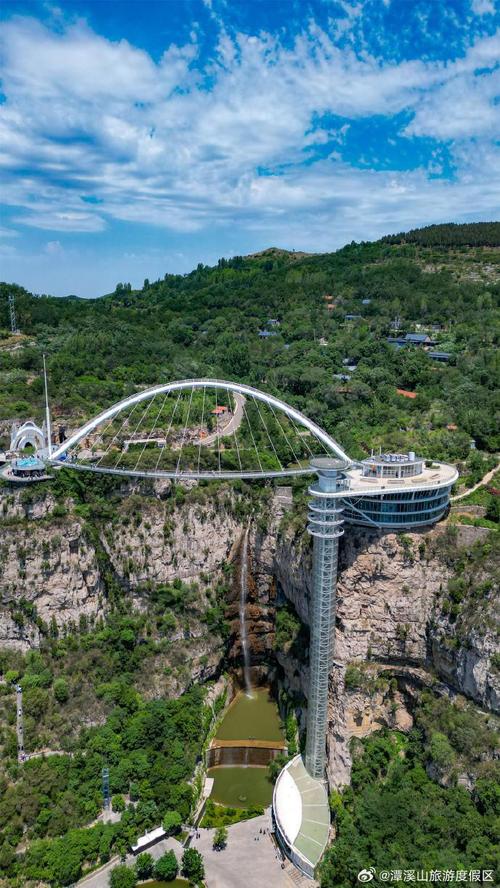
(0, 0, 499, 297)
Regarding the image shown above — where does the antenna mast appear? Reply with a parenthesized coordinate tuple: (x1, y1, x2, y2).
(43, 354, 52, 457)
(8, 293, 19, 335)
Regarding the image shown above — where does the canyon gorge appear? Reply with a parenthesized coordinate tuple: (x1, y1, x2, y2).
(0, 476, 498, 791)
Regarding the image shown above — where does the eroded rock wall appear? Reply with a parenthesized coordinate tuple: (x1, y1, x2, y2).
(0, 482, 245, 651)
(270, 520, 499, 788)
(1, 481, 497, 789)
(0, 514, 104, 649)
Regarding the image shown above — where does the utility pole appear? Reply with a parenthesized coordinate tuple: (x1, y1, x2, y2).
(8, 293, 19, 335)
(43, 354, 52, 457)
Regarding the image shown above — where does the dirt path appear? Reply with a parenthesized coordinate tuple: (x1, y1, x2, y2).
(451, 462, 500, 502)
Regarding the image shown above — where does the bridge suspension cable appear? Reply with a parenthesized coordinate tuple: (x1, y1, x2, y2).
(49, 378, 350, 480)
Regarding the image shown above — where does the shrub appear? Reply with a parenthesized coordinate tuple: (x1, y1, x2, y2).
(53, 678, 69, 704)
(213, 825, 228, 850)
(344, 665, 363, 690)
(109, 864, 137, 888)
(274, 602, 302, 652)
(181, 847, 205, 884)
(154, 850, 178, 881)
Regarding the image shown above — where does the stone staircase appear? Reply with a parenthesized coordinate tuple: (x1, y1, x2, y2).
(283, 858, 319, 888)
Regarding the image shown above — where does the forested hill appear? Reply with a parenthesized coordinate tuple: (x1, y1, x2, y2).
(382, 220, 500, 247)
(0, 223, 499, 468)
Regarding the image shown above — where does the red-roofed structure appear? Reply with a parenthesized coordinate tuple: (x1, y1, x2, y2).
(396, 389, 417, 399)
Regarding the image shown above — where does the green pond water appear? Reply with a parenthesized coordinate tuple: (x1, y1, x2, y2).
(208, 765, 275, 807)
(208, 688, 283, 807)
(214, 688, 283, 742)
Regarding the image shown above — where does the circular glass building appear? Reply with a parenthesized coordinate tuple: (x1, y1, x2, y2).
(341, 452, 458, 528)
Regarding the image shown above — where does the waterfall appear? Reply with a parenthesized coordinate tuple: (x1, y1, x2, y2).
(239, 526, 253, 696)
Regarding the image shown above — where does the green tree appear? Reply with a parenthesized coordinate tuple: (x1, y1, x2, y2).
(486, 496, 500, 523)
(329, 790, 343, 821)
(181, 847, 205, 883)
(109, 864, 137, 888)
(213, 825, 228, 850)
(162, 809, 182, 835)
(111, 795, 126, 814)
(153, 850, 178, 880)
(135, 852, 154, 879)
(429, 732, 455, 770)
(53, 677, 69, 704)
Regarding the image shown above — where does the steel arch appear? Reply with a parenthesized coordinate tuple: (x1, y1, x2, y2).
(49, 378, 350, 479)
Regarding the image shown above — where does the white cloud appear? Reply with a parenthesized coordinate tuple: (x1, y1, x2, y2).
(406, 65, 500, 139)
(0, 243, 18, 258)
(12, 210, 106, 233)
(0, 11, 498, 251)
(45, 240, 63, 254)
(471, 0, 495, 15)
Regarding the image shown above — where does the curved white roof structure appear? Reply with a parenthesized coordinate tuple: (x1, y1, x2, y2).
(272, 754, 330, 878)
(49, 378, 350, 480)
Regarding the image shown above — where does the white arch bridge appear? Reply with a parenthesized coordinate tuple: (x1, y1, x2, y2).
(49, 378, 351, 480)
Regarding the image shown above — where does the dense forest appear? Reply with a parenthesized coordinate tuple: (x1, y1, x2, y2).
(320, 695, 499, 887)
(382, 221, 500, 247)
(1, 222, 499, 470)
(0, 605, 217, 885)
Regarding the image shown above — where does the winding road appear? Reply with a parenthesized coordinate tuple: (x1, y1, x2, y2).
(451, 462, 500, 502)
(198, 391, 246, 446)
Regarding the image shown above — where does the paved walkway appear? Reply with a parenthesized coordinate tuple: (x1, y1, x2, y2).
(77, 837, 183, 888)
(451, 462, 500, 502)
(189, 811, 293, 888)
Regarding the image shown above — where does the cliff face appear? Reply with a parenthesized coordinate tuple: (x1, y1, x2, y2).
(268, 520, 499, 787)
(100, 489, 244, 591)
(0, 484, 243, 674)
(0, 507, 104, 650)
(0, 482, 497, 789)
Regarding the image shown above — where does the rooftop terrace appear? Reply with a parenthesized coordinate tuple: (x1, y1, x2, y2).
(341, 459, 458, 498)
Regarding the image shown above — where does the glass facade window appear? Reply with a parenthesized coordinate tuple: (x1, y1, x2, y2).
(343, 485, 452, 527)
(306, 460, 347, 780)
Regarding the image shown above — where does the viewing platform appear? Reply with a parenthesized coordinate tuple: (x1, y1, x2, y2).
(1, 456, 51, 484)
(343, 455, 458, 497)
(340, 453, 458, 528)
(272, 754, 330, 880)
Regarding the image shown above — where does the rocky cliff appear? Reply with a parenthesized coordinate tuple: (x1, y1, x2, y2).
(0, 494, 104, 650)
(0, 479, 497, 789)
(0, 480, 253, 699)
(268, 520, 499, 787)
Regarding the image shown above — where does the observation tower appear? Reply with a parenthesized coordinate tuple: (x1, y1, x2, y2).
(305, 458, 348, 779)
